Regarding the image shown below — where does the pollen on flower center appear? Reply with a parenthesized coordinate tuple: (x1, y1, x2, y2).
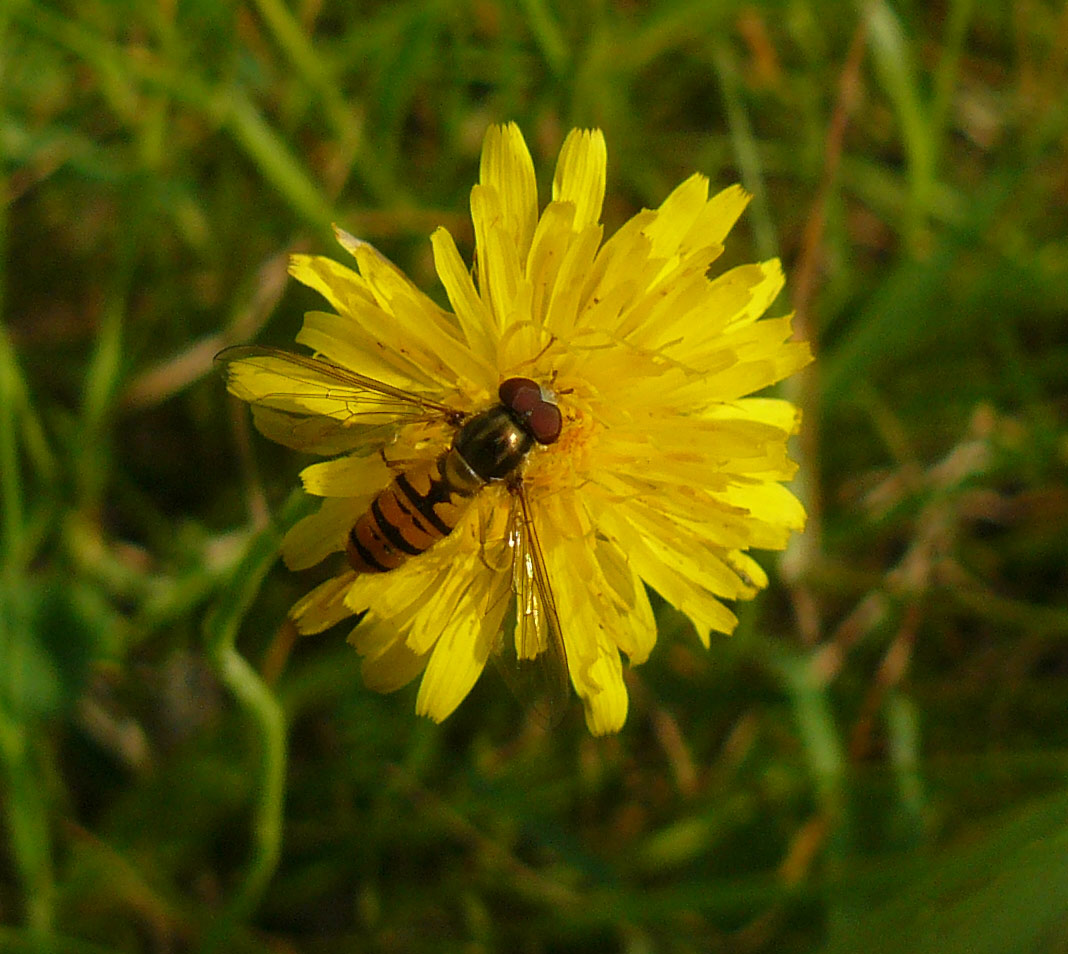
(523, 395, 599, 492)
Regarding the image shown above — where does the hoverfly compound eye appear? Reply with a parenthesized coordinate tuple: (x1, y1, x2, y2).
(499, 377, 562, 446)
(498, 377, 540, 411)
(527, 401, 562, 445)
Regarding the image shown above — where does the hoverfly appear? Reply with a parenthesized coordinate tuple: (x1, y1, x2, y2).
(216, 345, 571, 725)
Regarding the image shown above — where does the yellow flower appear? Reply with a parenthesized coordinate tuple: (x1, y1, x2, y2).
(221, 123, 811, 735)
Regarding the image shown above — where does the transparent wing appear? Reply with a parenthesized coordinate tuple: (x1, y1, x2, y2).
(216, 346, 462, 453)
(492, 480, 570, 728)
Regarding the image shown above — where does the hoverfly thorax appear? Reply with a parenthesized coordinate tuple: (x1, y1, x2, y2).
(456, 377, 562, 482)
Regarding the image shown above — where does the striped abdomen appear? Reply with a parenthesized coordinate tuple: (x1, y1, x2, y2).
(345, 449, 482, 573)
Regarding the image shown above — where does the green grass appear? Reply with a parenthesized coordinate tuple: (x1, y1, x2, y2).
(3, 0, 1068, 951)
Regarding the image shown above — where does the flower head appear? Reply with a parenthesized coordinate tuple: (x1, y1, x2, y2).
(222, 123, 811, 735)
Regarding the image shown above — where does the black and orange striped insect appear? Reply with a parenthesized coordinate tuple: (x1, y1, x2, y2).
(216, 346, 570, 724)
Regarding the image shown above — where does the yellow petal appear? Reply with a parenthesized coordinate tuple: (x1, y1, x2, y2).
(281, 496, 367, 570)
(698, 342, 813, 402)
(296, 310, 433, 389)
(525, 201, 576, 326)
(538, 495, 657, 668)
(596, 417, 797, 490)
(595, 505, 741, 642)
(479, 122, 538, 259)
(699, 397, 802, 434)
(336, 235, 489, 390)
(430, 227, 497, 369)
(346, 552, 450, 633)
(414, 576, 505, 722)
(681, 183, 751, 251)
(643, 173, 710, 260)
(644, 469, 798, 552)
(727, 551, 769, 591)
(289, 571, 359, 634)
(300, 451, 392, 497)
(622, 259, 782, 356)
(579, 651, 628, 736)
(288, 254, 374, 314)
(712, 483, 807, 544)
(592, 535, 657, 664)
(609, 263, 726, 348)
(405, 555, 487, 657)
(724, 260, 787, 330)
(543, 225, 604, 338)
(355, 623, 429, 693)
(552, 129, 607, 231)
(579, 209, 657, 321)
(529, 521, 592, 664)
(470, 184, 525, 331)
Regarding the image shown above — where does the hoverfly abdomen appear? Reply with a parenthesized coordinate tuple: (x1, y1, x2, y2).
(346, 453, 480, 573)
(345, 376, 562, 575)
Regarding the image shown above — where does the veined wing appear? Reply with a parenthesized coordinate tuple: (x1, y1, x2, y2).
(216, 346, 461, 419)
(216, 346, 463, 452)
(493, 480, 570, 728)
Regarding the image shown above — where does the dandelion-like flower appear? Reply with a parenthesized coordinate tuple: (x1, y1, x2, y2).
(220, 123, 811, 735)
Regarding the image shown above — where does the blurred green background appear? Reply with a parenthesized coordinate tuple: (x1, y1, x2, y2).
(3, 0, 1068, 951)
